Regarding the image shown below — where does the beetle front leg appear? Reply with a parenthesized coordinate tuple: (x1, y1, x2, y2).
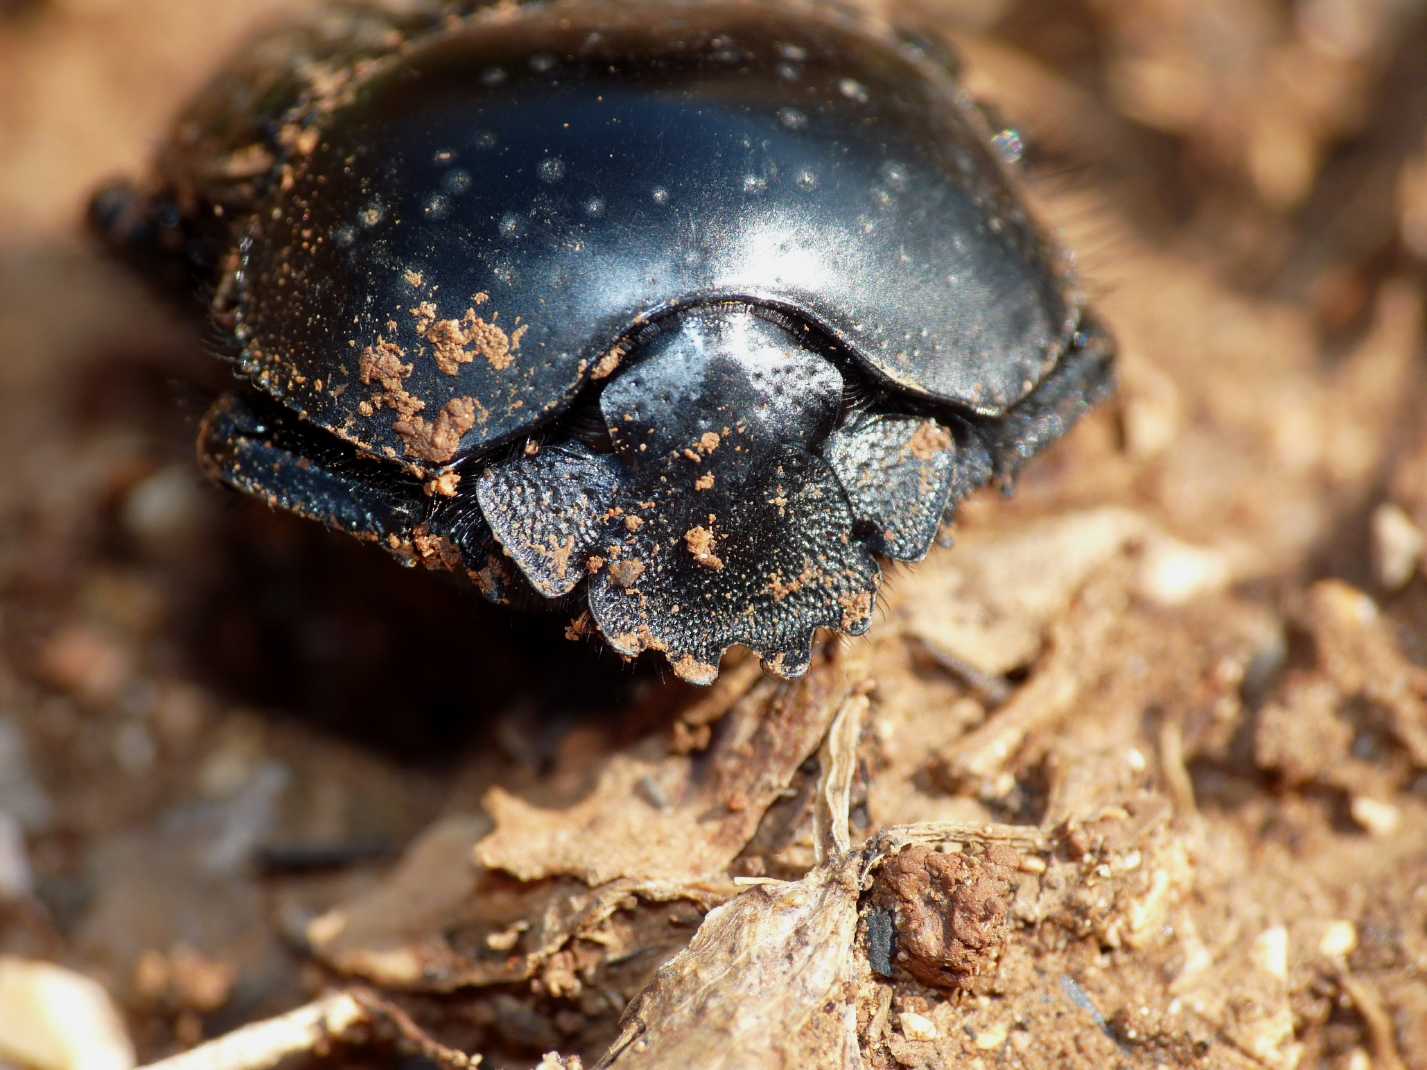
(931, 314, 1116, 540)
(199, 391, 425, 540)
(983, 313, 1118, 484)
(197, 392, 519, 602)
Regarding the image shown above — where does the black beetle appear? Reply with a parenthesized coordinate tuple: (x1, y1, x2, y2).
(92, 0, 1114, 683)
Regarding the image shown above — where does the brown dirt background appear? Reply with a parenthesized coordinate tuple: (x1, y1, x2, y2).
(1, 1, 1426, 1068)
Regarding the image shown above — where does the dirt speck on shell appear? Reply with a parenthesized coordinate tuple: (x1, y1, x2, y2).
(609, 558, 646, 588)
(393, 395, 484, 464)
(358, 338, 423, 418)
(905, 419, 953, 461)
(684, 525, 723, 570)
(424, 471, 461, 498)
(411, 294, 522, 374)
(592, 345, 626, 380)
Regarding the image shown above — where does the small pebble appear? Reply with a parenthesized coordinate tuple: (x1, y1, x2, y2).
(1252, 926, 1288, 981)
(0, 719, 55, 831)
(120, 464, 205, 554)
(1317, 920, 1357, 958)
(1370, 502, 1423, 590)
(36, 626, 130, 705)
(0, 814, 32, 899)
(1349, 795, 1401, 837)
(973, 1020, 1009, 1049)
(1136, 535, 1230, 606)
(898, 1010, 938, 1042)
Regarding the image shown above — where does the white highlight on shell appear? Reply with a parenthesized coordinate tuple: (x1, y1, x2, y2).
(838, 78, 870, 103)
(777, 107, 808, 130)
(358, 201, 384, 227)
(880, 161, 910, 191)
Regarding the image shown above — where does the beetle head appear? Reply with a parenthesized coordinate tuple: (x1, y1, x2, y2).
(475, 305, 963, 681)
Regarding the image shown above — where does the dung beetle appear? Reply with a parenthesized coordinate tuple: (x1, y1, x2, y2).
(92, 0, 1115, 683)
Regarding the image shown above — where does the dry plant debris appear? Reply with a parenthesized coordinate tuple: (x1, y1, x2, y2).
(0, 956, 136, 1070)
(136, 988, 482, 1070)
(1, 0, 1426, 1068)
(474, 666, 859, 886)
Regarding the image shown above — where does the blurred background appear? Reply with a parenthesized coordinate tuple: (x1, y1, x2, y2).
(1, 1, 1425, 1067)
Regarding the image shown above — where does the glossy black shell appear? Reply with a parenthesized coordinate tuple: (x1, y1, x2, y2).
(235, 0, 1074, 470)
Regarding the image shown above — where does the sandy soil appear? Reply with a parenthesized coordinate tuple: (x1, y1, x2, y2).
(1, 1, 1425, 1068)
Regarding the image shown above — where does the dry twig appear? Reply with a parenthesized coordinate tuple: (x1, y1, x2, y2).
(136, 988, 479, 1070)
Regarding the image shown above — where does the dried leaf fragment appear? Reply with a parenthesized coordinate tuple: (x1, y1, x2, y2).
(477, 669, 851, 884)
(600, 855, 862, 1069)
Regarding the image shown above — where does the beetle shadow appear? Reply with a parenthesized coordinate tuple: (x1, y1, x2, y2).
(181, 499, 661, 760)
